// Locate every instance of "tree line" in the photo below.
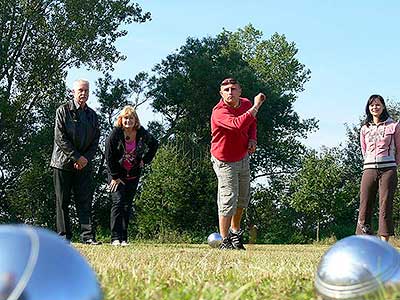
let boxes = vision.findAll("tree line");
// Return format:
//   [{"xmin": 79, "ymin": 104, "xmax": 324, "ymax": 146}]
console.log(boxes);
[{"xmin": 1, "ymin": 1, "xmax": 398, "ymax": 243}]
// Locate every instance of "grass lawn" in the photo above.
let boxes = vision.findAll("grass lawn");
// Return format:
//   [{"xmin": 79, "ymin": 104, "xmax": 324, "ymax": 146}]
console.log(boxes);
[{"xmin": 76, "ymin": 243, "xmax": 330, "ymax": 300}]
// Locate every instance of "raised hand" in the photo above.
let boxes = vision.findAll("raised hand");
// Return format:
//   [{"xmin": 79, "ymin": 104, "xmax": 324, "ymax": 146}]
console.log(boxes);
[{"xmin": 254, "ymin": 93, "xmax": 266, "ymax": 107}]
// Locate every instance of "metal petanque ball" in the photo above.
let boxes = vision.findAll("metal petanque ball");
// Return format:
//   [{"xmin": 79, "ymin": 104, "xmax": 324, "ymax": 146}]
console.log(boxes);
[
  {"xmin": 0, "ymin": 224, "xmax": 102, "ymax": 300},
  {"xmin": 207, "ymin": 232, "xmax": 222, "ymax": 248},
  {"xmin": 314, "ymin": 235, "xmax": 400, "ymax": 300}
]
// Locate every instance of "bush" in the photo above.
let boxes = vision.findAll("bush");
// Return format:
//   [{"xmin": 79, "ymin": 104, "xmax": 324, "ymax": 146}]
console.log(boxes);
[{"xmin": 135, "ymin": 143, "xmax": 218, "ymax": 242}]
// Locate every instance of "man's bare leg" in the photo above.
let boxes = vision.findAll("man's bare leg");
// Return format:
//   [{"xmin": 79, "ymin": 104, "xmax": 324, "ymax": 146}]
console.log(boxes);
[
  {"xmin": 231, "ymin": 207, "xmax": 244, "ymax": 232},
  {"xmin": 219, "ymin": 215, "xmax": 232, "ymax": 238}
]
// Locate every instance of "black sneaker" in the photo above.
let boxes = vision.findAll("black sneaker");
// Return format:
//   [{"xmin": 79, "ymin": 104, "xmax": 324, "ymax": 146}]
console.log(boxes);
[
  {"xmin": 83, "ymin": 239, "xmax": 102, "ymax": 245},
  {"xmin": 357, "ymin": 221, "xmax": 372, "ymax": 235},
  {"xmin": 219, "ymin": 237, "xmax": 234, "ymax": 250},
  {"xmin": 228, "ymin": 228, "xmax": 246, "ymax": 250}
]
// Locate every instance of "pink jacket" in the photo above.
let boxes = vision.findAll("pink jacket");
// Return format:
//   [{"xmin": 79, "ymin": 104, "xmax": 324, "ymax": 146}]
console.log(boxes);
[{"xmin": 360, "ymin": 118, "xmax": 400, "ymax": 169}]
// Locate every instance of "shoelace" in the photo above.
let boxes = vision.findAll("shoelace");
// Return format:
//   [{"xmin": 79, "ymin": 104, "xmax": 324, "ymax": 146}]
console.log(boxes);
[
  {"xmin": 220, "ymin": 238, "xmax": 234, "ymax": 249},
  {"xmin": 230, "ymin": 230, "xmax": 243, "ymax": 244},
  {"xmin": 229, "ymin": 230, "xmax": 246, "ymax": 250}
]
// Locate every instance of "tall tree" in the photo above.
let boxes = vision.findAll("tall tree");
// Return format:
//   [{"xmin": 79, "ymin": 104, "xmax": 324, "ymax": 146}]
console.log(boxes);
[
  {"xmin": 149, "ymin": 24, "xmax": 318, "ymax": 180},
  {"xmin": 289, "ymin": 148, "xmax": 351, "ymax": 241},
  {"xmin": 149, "ymin": 34, "xmax": 256, "ymax": 145},
  {"xmin": 86, "ymin": 24, "xmax": 319, "ymax": 242},
  {"xmin": 0, "ymin": 0, "xmax": 150, "ymax": 224},
  {"xmin": 131, "ymin": 24, "xmax": 319, "ymax": 242}
]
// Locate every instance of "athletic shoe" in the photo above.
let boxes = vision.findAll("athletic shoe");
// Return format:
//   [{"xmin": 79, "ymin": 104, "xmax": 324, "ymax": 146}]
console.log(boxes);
[
  {"xmin": 120, "ymin": 241, "xmax": 129, "ymax": 247},
  {"xmin": 228, "ymin": 228, "xmax": 246, "ymax": 250},
  {"xmin": 219, "ymin": 237, "xmax": 234, "ymax": 250},
  {"xmin": 84, "ymin": 239, "xmax": 102, "ymax": 245},
  {"xmin": 357, "ymin": 221, "xmax": 372, "ymax": 235},
  {"xmin": 111, "ymin": 240, "xmax": 120, "ymax": 246}
]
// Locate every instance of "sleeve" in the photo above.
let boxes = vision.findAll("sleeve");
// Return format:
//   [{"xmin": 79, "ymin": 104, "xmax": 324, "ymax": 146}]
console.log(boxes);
[
  {"xmin": 248, "ymin": 120, "xmax": 257, "ymax": 142},
  {"xmin": 212, "ymin": 106, "xmax": 256, "ymax": 133},
  {"xmin": 105, "ymin": 129, "xmax": 122, "ymax": 180},
  {"xmin": 54, "ymin": 107, "xmax": 80, "ymax": 162},
  {"xmin": 142, "ymin": 130, "xmax": 159, "ymax": 164},
  {"xmin": 394, "ymin": 123, "xmax": 400, "ymax": 165},
  {"xmin": 83, "ymin": 112, "xmax": 100, "ymax": 161},
  {"xmin": 360, "ymin": 126, "xmax": 366, "ymax": 158}
]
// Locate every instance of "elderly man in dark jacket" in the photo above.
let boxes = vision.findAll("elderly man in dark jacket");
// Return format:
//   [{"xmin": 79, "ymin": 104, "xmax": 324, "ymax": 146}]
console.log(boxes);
[{"xmin": 50, "ymin": 79, "xmax": 100, "ymax": 244}]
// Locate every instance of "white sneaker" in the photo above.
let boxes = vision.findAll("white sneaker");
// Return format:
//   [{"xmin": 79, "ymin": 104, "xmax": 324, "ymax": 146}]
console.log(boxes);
[
  {"xmin": 111, "ymin": 240, "xmax": 120, "ymax": 246},
  {"xmin": 120, "ymin": 241, "xmax": 129, "ymax": 247}
]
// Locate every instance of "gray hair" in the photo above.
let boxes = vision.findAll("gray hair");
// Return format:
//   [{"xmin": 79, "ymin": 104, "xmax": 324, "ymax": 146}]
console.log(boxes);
[{"xmin": 73, "ymin": 79, "xmax": 89, "ymax": 90}]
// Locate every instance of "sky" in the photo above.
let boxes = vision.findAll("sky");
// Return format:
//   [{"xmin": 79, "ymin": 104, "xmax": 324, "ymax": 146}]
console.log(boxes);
[{"xmin": 67, "ymin": 1, "xmax": 400, "ymax": 150}]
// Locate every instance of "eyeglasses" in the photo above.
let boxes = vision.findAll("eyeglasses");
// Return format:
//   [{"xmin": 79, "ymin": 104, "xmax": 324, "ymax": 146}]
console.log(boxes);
[{"xmin": 220, "ymin": 78, "xmax": 238, "ymax": 86}]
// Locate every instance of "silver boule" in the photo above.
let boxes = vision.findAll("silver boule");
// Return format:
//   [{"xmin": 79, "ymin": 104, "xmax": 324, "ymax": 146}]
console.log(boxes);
[
  {"xmin": 315, "ymin": 235, "xmax": 400, "ymax": 299},
  {"xmin": 0, "ymin": 224, "xmax": 103, "ymax": 300},
  {"xmin": 207, "ymin": 232, "xmax": 222, "ymax": 248}
]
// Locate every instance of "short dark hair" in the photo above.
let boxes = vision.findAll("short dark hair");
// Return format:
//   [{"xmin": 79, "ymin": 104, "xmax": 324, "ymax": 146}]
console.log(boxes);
[
  {"xmin": 364, "ymin": 94, "xmax": 390, "ymax": 126},
  {"xmin": 220, "ymin": 77, "xmax": 239, "ymax": 86}
]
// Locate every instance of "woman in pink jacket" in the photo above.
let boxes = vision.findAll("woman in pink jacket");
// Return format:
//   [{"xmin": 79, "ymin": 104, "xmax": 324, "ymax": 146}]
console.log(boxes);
[{"xmin": 356, "ymin": 94, "xmax": 400, "ymax": 241}]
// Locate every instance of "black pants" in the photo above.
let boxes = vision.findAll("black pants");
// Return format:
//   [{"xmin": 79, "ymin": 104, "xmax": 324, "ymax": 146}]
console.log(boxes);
[
  {"xmin": 53, "ymin": 167, "xmax": 94, "ymax": 242},
  {"xmin": 110, "ymin": 177, "xmax": 139, "ymax": 242}
]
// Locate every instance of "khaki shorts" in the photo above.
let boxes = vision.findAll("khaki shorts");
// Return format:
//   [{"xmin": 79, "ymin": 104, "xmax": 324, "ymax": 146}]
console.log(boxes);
[{"xmin": 211, "ymin": 155, "xmax": 250, "ymax": 216}]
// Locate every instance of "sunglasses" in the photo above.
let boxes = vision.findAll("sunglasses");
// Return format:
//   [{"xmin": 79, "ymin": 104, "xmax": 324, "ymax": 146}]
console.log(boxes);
[{"xmin": 220, "ymin": 78, "xmax": 238, "ymax": 86}]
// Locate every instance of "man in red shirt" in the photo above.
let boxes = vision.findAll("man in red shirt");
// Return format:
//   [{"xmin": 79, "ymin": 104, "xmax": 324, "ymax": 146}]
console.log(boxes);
[{"xmin": 211, "ymin": 77, "xmax": 266, "ymax": 250}]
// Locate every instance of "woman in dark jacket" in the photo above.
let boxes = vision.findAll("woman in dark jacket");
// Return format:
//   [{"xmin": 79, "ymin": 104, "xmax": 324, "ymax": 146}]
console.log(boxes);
[{"xmin": 105, "ymin": 105, "xmax": 158, "ymax": 246}]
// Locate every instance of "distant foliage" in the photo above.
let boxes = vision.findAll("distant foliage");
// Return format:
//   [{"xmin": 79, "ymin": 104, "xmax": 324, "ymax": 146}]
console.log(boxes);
[
  {"xmin": 0, "ymin": 1, "xmax": 150, "ymax": 226},
  {"xmin": 5, "ymin": 9, "xmax": 396, "ymax": 244},
  {"xmin": 289, "ymin": 149, "xmax": 355, "ymax": 241},
  {"xmin": 135, "ymin": 143, "xmax": 217, "ymax": 242},
  {"xmin": 96, "ymin": 24, "xmax": 319, "ymax": 243}
]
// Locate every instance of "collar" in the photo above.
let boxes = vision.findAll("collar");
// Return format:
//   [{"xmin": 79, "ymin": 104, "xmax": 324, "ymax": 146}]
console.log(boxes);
[
  {"xmin": 73, "ymin": 100, "xmax": 81, "ymax": 109},
  {"xmin": 370, "ymin": 117, "xmax": 393, "ymax": 126},
  {"xmin": 69, "ymin": 100, "xmax": 87, "ymax": 111}
]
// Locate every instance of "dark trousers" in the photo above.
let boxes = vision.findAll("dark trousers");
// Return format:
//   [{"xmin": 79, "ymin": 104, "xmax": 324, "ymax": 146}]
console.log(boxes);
[
  {"xmin": 356, "ymin": 167, "xmax": 397, "ymax": 236},
  {"xmin": 53, "ymin": 167, "xmax": 94, "ymax": 242},
  {"xmin": 110, "ymin": 177, "xmax": 139, "ymax": 242}
]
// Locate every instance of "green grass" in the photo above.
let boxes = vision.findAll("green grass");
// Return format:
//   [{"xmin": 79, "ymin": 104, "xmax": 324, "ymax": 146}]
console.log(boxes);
[{"xmin": 76, "ymin": 243, "xmax": 329, "ymax": 300}]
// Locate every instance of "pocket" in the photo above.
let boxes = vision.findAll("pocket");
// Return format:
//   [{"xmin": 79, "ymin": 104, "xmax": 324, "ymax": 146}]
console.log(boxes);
[
  {"xmin": 383, "ymin": 126, "xmax": 395, "ymax": 145},
  {"xmin": 385, "ymin": 126, "xmax": 395, "ymax": 135},
  {"xmin": 211, "ymin": 156, "xmax": 227, "ymax": 173},
  {"xmin": 211, "ymin": 156, "xmax": 220, "ymax": 167}
]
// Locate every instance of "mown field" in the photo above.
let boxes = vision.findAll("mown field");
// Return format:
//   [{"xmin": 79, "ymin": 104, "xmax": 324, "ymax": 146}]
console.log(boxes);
[{"xmin": 76, "ymin": 243, "xmax": 331, "ymax": 300}]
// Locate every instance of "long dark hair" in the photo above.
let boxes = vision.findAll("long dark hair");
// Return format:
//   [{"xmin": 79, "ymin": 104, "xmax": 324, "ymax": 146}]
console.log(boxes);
[{"xmin": 363, "ymin": 94, "xmax": 390, "ymax": 126}]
